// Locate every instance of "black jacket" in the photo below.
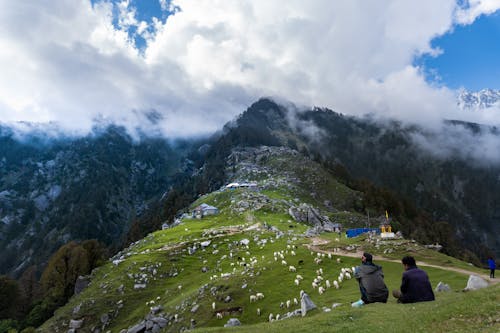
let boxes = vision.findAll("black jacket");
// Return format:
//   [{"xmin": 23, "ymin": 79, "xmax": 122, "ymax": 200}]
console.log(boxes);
[
  {"xmin": 354, "ymin": 262, "xmax": 389, "ymax": 303},
  {"xmin": 399, "ymin": 266, "xmax": 435, "ymax": 303}
]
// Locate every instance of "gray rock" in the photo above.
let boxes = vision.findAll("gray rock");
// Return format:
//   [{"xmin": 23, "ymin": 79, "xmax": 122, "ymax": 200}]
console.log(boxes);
[
  {"xmin": 127, "ymin": 322, "xmax": 146, "ymax": 333},
  {"xmin": 224, "ymin": 318, "xmax": 241, "ymax": 327},
  {"xmin": 74, "ymin": 275, "xmax": 90, "ymax": 294},
  {"xmin": 145, "ymin": 320, "xmax": 154, "ymax": 330},
  {"xmin": 69, "ymin": 319, "xmax": 84, "ymax": 329},
  {"xmin": 464, "ymin": 275, "xmax": 488, "ymax": 291},
  {"xmin": 151, "ymin": 323, "xmax": 161, "ymax": 333},
  {"xmin": 73, "ymin": 303, "xmax": 82, "ymax": 315},
  {"xmin": 300, "ymin": 292, "xmax": 316, "ymax": 317},
  {"xmin": 224, "ymin": 295, "xmax": 232, "ymax": 303},
  {"xmin": 100, "ymin": 313, "xmax": 110, "ymax": 325},
  {"xmin": 67, "ymin": 329, "xmax": 76, "ymax": 333},
  {"xmin": 201, "ymin": 266, "xmax": 209, "ymax": 273},
  {"xmin": 152, "ymin": 317, "xmax": 168, "ymax": 328},
  {"xmin": 435, "ymin": 281, "xmax": 451, "ymax": 292},
  {"xmin": 191, "ymin": 304, "xmax": 200, "ymax": 313},
  {"xmin": 200, "ymin": 240, "xmax": 211, "ymax": 247},
  {"xmin": 133, "ymin": 283, "xmax": 147, "ymax": 290}
]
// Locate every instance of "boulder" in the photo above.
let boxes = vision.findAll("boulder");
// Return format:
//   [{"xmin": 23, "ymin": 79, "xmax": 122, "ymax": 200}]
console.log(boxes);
[
  {"xmin": 435, "ymin": 281, "xmax": 451, "ymax": 292},
  {"xmin": 127, "ymin": 322, "xmax": 146, "ymax": 333},
  {"xmin": 300, "ymin": 292, "xmax": 316, "ymax": 317},
  {"xmin": 464, "ymin": 275, "xmax": 488, "ymax": 291},
  {"xmin": 69, "ymin": 319, "xmax": 84, "ymax": 329},
  {"xmin": 224, "ymin": 318, "xmax": 241, "ymax": 327},
  {"xmin": 191, "ymin": 304, "xmax": 200, "ymax": 313},
  {"xmin": 74, "ymin": 275, "xmax": 90, "ymax": 295}
]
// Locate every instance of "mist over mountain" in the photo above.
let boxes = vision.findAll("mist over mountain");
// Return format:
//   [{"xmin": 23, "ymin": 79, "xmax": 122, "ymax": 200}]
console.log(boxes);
[{"xmin": 0, "ymin": 125, "xmax": 195, "ymax": 277}]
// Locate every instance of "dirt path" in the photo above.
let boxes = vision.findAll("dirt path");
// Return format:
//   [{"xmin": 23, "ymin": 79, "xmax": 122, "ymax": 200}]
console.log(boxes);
[{"xmin": 305, "ymin": 237, "xmax": 498, "ymax": 285}]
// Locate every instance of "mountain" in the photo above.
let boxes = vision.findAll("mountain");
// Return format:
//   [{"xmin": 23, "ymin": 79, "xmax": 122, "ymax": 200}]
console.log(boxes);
[
  {"xmin": 35, "ymin": 145, "xmax": 499, "ymax": 333},
  {"xmin": 458, "ymin": 89, "xmax": 500, "ymax": 110},
  {"xmin": 0, "ymin": 126, "xmax": 194, "ymax": 277}
]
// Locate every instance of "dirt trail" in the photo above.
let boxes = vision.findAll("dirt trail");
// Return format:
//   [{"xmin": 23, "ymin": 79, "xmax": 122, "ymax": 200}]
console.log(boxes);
[{"xmin": 305, "ymin": 237, "xmax": 498, "ymax": 285}]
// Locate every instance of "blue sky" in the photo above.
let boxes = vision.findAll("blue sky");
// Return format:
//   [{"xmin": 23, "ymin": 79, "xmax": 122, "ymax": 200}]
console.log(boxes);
[{"xmin": 417, "ymin": 10, "xmax": 500, "ymax": 90}]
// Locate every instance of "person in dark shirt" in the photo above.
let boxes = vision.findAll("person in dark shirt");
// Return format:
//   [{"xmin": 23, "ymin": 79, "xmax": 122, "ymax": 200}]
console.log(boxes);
[
  {"xmin": 393, "ymin": 256, "xmax": 435, "ymax": 303},
  {"xmin": 352, "ymin": 252, "xmax": 389, "ymax": 307},
  {"xmin": 487, "ymin": 256, "xmax": 496, "ymax": 278}
]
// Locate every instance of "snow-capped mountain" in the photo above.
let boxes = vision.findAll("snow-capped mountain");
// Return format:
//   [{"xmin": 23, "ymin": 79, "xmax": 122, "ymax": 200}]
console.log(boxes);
[{"xmin": 458, "ymin": 88, "xmax": 500, "ymax": 110}]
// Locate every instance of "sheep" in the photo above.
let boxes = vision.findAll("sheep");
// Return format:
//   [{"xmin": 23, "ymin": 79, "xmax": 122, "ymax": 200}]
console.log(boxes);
[
  {"xmin": 289, "ymin": 265, "xmax": 297, "ymax": 272},
  {"xmin": 312, "ymin": 282, "xmax": 318, "ymax": 289},
  {"xmin": 333, "ymin": 280, "xmax": 339, "ymax": 289},
  {"xmin": 281, "ymin": 260, "xmax": 288, "ymax": 266},
  {"xmin": 336, "ymin": 258, "xmax": 342, "ymax": 263},
  {"xmin": 317, "ymin": 275, "xmax": 324, "ymax": 281},
  {"xmin": 338, "ymin": 273, "xmax": 344, "ymax": 282},
  {"xmin": 269, "ymin": 313, "xmax": 274, "ymax": 322},
  {"xmin": 256, "ymin": 292, "xmax": 265, "ymax": 299},
  {"xmin": 294, "ymin": 297, "xmax": 299, "ymax": 305},
  {"xmin": 345, "ymin": 272, "xmax": 352, "ymax": 280},
  {"xmin": 280, "ymin": 302, "xmax": 285, "ymax": 309},
  {"xmin": 250, "ymin": 295, "xmax": 257, "ymax": 302},
  {"xmin": 291, "ymin": 250, "xmax": 296, "ymax": 256},
  {"xmin": 296, "ymin": 274, "xmax": 304, "ymax": 280},
  {"xmin": 328, "ymin": 253, "xmax": 332, "ymax": 259},
  {"xmin": 276, "ymin": 314, "xmax": 281, "ymax": 321},
  {"xmin": 341, "ymin": 268, "xmax": 346, "ymax": 274},
  {"xmin": 294, "ymin": 279, "xmax": 300, "ymax": 286},
  {"xmin": 257, "ymin": 308, "xmax": 261, "ymax": 316},
  {"xmin": 212, "ymin": 302, "xmax": 216, "ymax": 310},
  {"xmin": 300, "ymin": 290, "xmax": 305, "ymax": 298},
  {"xmin": 326, "ymin": 280, "xmax": 331, "ymax": 288},
  {"xmin": 286, "ymin": 300, "xmax": 291, "ymax": 308},
  {"xmin": 317, "ymin": 252, "xmax": 321, "ymax": 258},
  {"xmin": 216, "ymin": 312, "xmax": 223, "ymax": 319},
  {"xmin": 318, "ymin": 286, "xmax": 325, "ymax": 295}
]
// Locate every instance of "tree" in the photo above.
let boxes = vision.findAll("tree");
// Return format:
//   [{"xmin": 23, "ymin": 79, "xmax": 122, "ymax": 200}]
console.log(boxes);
[{"xmin": 0, "ymin": 276, "xmax": 20, "ymax": 319}]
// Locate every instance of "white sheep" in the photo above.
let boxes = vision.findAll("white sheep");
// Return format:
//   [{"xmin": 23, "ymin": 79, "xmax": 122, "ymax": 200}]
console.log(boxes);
[
  {"xmin": 286, "ymin": 300, "xmax": 291, "ymax": 308},
  {"xmin": 269, "ymin": 313, "xmax": 274, "ymax": 322},
  {"xmin": 256, "ymin": 292, "xmax": 265, "ymax": 299},
  {"xmin": 257, "ymin": 308, "xmax": 261, "ymax": 316},
  {"xmin": 317, "ymin": 275, "xmax": 323, "ymax": 281},
  {"xmin": 280, "ymin": 302, "xmax": 285, "ymax": 309},
  {"xmin": 338, "ymin": 273, "xmax": 344, "ymax": 282},
  {"xmin": 276, "ymin": 314, "xmax": 281, "ymax": 320},
  {"xmin": 312, "ymin": 282, "xmax": 318, "ymax": 289},
  {"xmin": 212, "ymin": 302, "xmax": 216, "ymax": 310},
  {"xmin": 293, "ymin": 297, "xmax": 298, "ymax": 305},
  {"xmin": 281, "ymin": 260, "xmax": 288, "ymax": 266},
  {"xmin": 326, "ymin": 280, "xmax": 331, "ymax": 288},
  {"xmin": 336, "ymin": 258, "xmax": 342, "ymax": 263},
  {"xmin": 318, "ymin": 286, "xmax": 325, "ymax": 295},
  {"xmin": 296, "ymin": 274, "xmax": 304, "ymax": 280},
  {"xmin": 294, "ymin": 279, "xmax": 300, "ymax": 286},
  {"xmin": 328, "ymin": 253, "xmax": 332, "ymax": 259},
  {"xmin": 345, "ymin": 272, "xmax": 352, "ymax": 279},
  {"xmin": 289, "ymin": 265, "xmax": 297, "ymax": 272},
  {"xmin": 291, "ymin": 250, "xmax": 296, "ymax": 256},
  {"xmin": 216, "ymin": 312, "xmax": 223, "ymax": 319},
  {"xmin": 250, "ymin": 295, "xmax": 257, "ymax": 302},
  {"xmin": 333, "ymin": 280, "xmax": 339, "ymax": 289}
]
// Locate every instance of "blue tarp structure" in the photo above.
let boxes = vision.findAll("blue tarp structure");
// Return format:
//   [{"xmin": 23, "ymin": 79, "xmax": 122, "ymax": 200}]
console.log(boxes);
[{"xmin": 346, "ymin": 228, "xmax": 380, "ymax": 238}]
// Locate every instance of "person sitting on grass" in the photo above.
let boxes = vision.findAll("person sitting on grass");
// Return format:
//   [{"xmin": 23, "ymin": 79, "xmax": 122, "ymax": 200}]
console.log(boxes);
[
  {"xmin": 351, "ymin": 252, "xmax": 389, "ymax": 307},
  {"xmin": 393, "ymin": 256, "xmax": 435, "ymax": 303}
]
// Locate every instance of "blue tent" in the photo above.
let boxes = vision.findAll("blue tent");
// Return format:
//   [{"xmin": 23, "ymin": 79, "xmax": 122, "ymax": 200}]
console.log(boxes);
[{"xmin": 346, "ymin": 228, "xmax": 380, "ymax": 238}]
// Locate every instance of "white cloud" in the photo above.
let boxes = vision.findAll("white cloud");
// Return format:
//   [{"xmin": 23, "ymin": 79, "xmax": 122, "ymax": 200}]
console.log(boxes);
[
  {"xmin": 455, "ymin": 0, "xmax": 500, "ymax": 24},
  {"xmin": 0, "ymin": 0, "xmax": 498, "ymax": 139}
]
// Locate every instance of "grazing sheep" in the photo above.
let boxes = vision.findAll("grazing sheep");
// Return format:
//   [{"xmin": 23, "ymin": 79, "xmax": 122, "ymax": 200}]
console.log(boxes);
[
  {"xmin": 336, "ymin": 258, "xmax": 342, "ymax": 263},
  {"xmin": 212, "ymin": 302, "xmax": 216, "ymax": 310},
  {"xmin": 294, "ymin": 279, "xmax": 300, "ymax": 286},
  {"xmin": 333, "ymin": 280, "xmax": 339, "ymax": 289},
  {"xmin": 280, "ymin": 302, "xmax": 285, "ymax": 309},
  {"xmin": 216, "ymin": 312, "xmax": 223, "ymax": 319},
  {"xmin": 341, "ymin": 268, "xmax": 346, "ymax": 274},
  {"xmin": 328, "ymin": 253, "xmax": 332, "ymax": 259},
  {"xmin": 296, "ymin": 274, "xmax": 304, "ymax": 280},
  {"xmin": 317, "ymin": 275, "xmax": 323, "ymax": 281},
  {"xmin": 291, "ymin": 250, "xmax": 296, "ymax": 256},
  {"xmin": 289, "ymin": 265, "xmax": 297, "ymax": 272},
  {"xmin": 281, "ymin": 260, "xmax": 288, "ymax": 266},
  {"xmin": 269, "ymin": 314, "xmax": 274, "ymax": 322},
  {"xmin": 250, "ymin": 295, "xmax": 257, "ymax": 302},
  {"xmin": 276, "ymin": 314, "xmax": 280, "ymax": 320},
  {"xmin": 317, "ymin": 253, "xmax": 321, "ymax": 258},
  {"xmin": 326, "ymin": 280, "xmax": 331, "ymax": 288},
  {"xmin": 256, "ymin": 292, "xmax": 265, "ymax": 299},
  {"xmin": 338, "ymin": 274, "xmax": 344, "ymax": 283},
  {"xmin": 345, "ymin": 272, "xmax": 352, "ymax": 279},
  {"xmin": 257, "ymin": 308, "xmax": 261, "ymax": 316},
  {"xmin": 314, "ymin": 258, "xmax": 323, "ymax": 264},
  {"xmin": 294, "ymin": 298, "xmax": 299, "ymax": 305},
  {"xmin": 312, "ymin": 282, "xmax": 318, "ymax": 289},
  {"xmin": 286, "ymin": 300, "xmax": 291, "ymax": 308},
  {"xmin": 300, "ymin": 290, "xmax": 305, "ymax": 298},
  {"xmin": 318, "ymin": 286, "xmax": 325, "ymax": 294}
]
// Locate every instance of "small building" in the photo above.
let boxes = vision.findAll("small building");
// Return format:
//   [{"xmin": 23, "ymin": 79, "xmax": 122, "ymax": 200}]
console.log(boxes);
[{"xmin": 193, "ymin": 203, "xmax": 219, "ymax": 218}]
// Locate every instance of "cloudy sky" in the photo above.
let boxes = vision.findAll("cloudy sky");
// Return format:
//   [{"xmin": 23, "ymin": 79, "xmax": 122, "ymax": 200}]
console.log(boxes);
[{"xmin": 0, "ymin": 0, "xmax": 499, "ymax": 137}]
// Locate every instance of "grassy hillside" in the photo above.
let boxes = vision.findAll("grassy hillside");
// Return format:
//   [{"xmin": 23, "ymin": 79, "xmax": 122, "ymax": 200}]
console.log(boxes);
[{"xmin": 39, "ymin": 147, "xmax": 499, "ymax": 333}]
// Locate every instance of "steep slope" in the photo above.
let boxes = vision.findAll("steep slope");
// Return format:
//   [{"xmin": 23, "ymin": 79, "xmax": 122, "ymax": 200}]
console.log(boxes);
[
  {"xmin": 0, "ymin": 126, "xmax": 192, "ymax": 277},
  {"xmin": 38, "ymin": 146, "xmax": 497, "ymax": 333}
]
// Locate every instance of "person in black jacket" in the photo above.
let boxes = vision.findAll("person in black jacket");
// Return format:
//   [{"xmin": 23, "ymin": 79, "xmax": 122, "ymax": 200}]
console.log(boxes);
[
  {"xmin": 393, "ymin": 256, "xmax": 435, "ymax": 303},
  {"xmin": 352, "ymin": 252, "xmax": 389, "ymax": 307}
]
